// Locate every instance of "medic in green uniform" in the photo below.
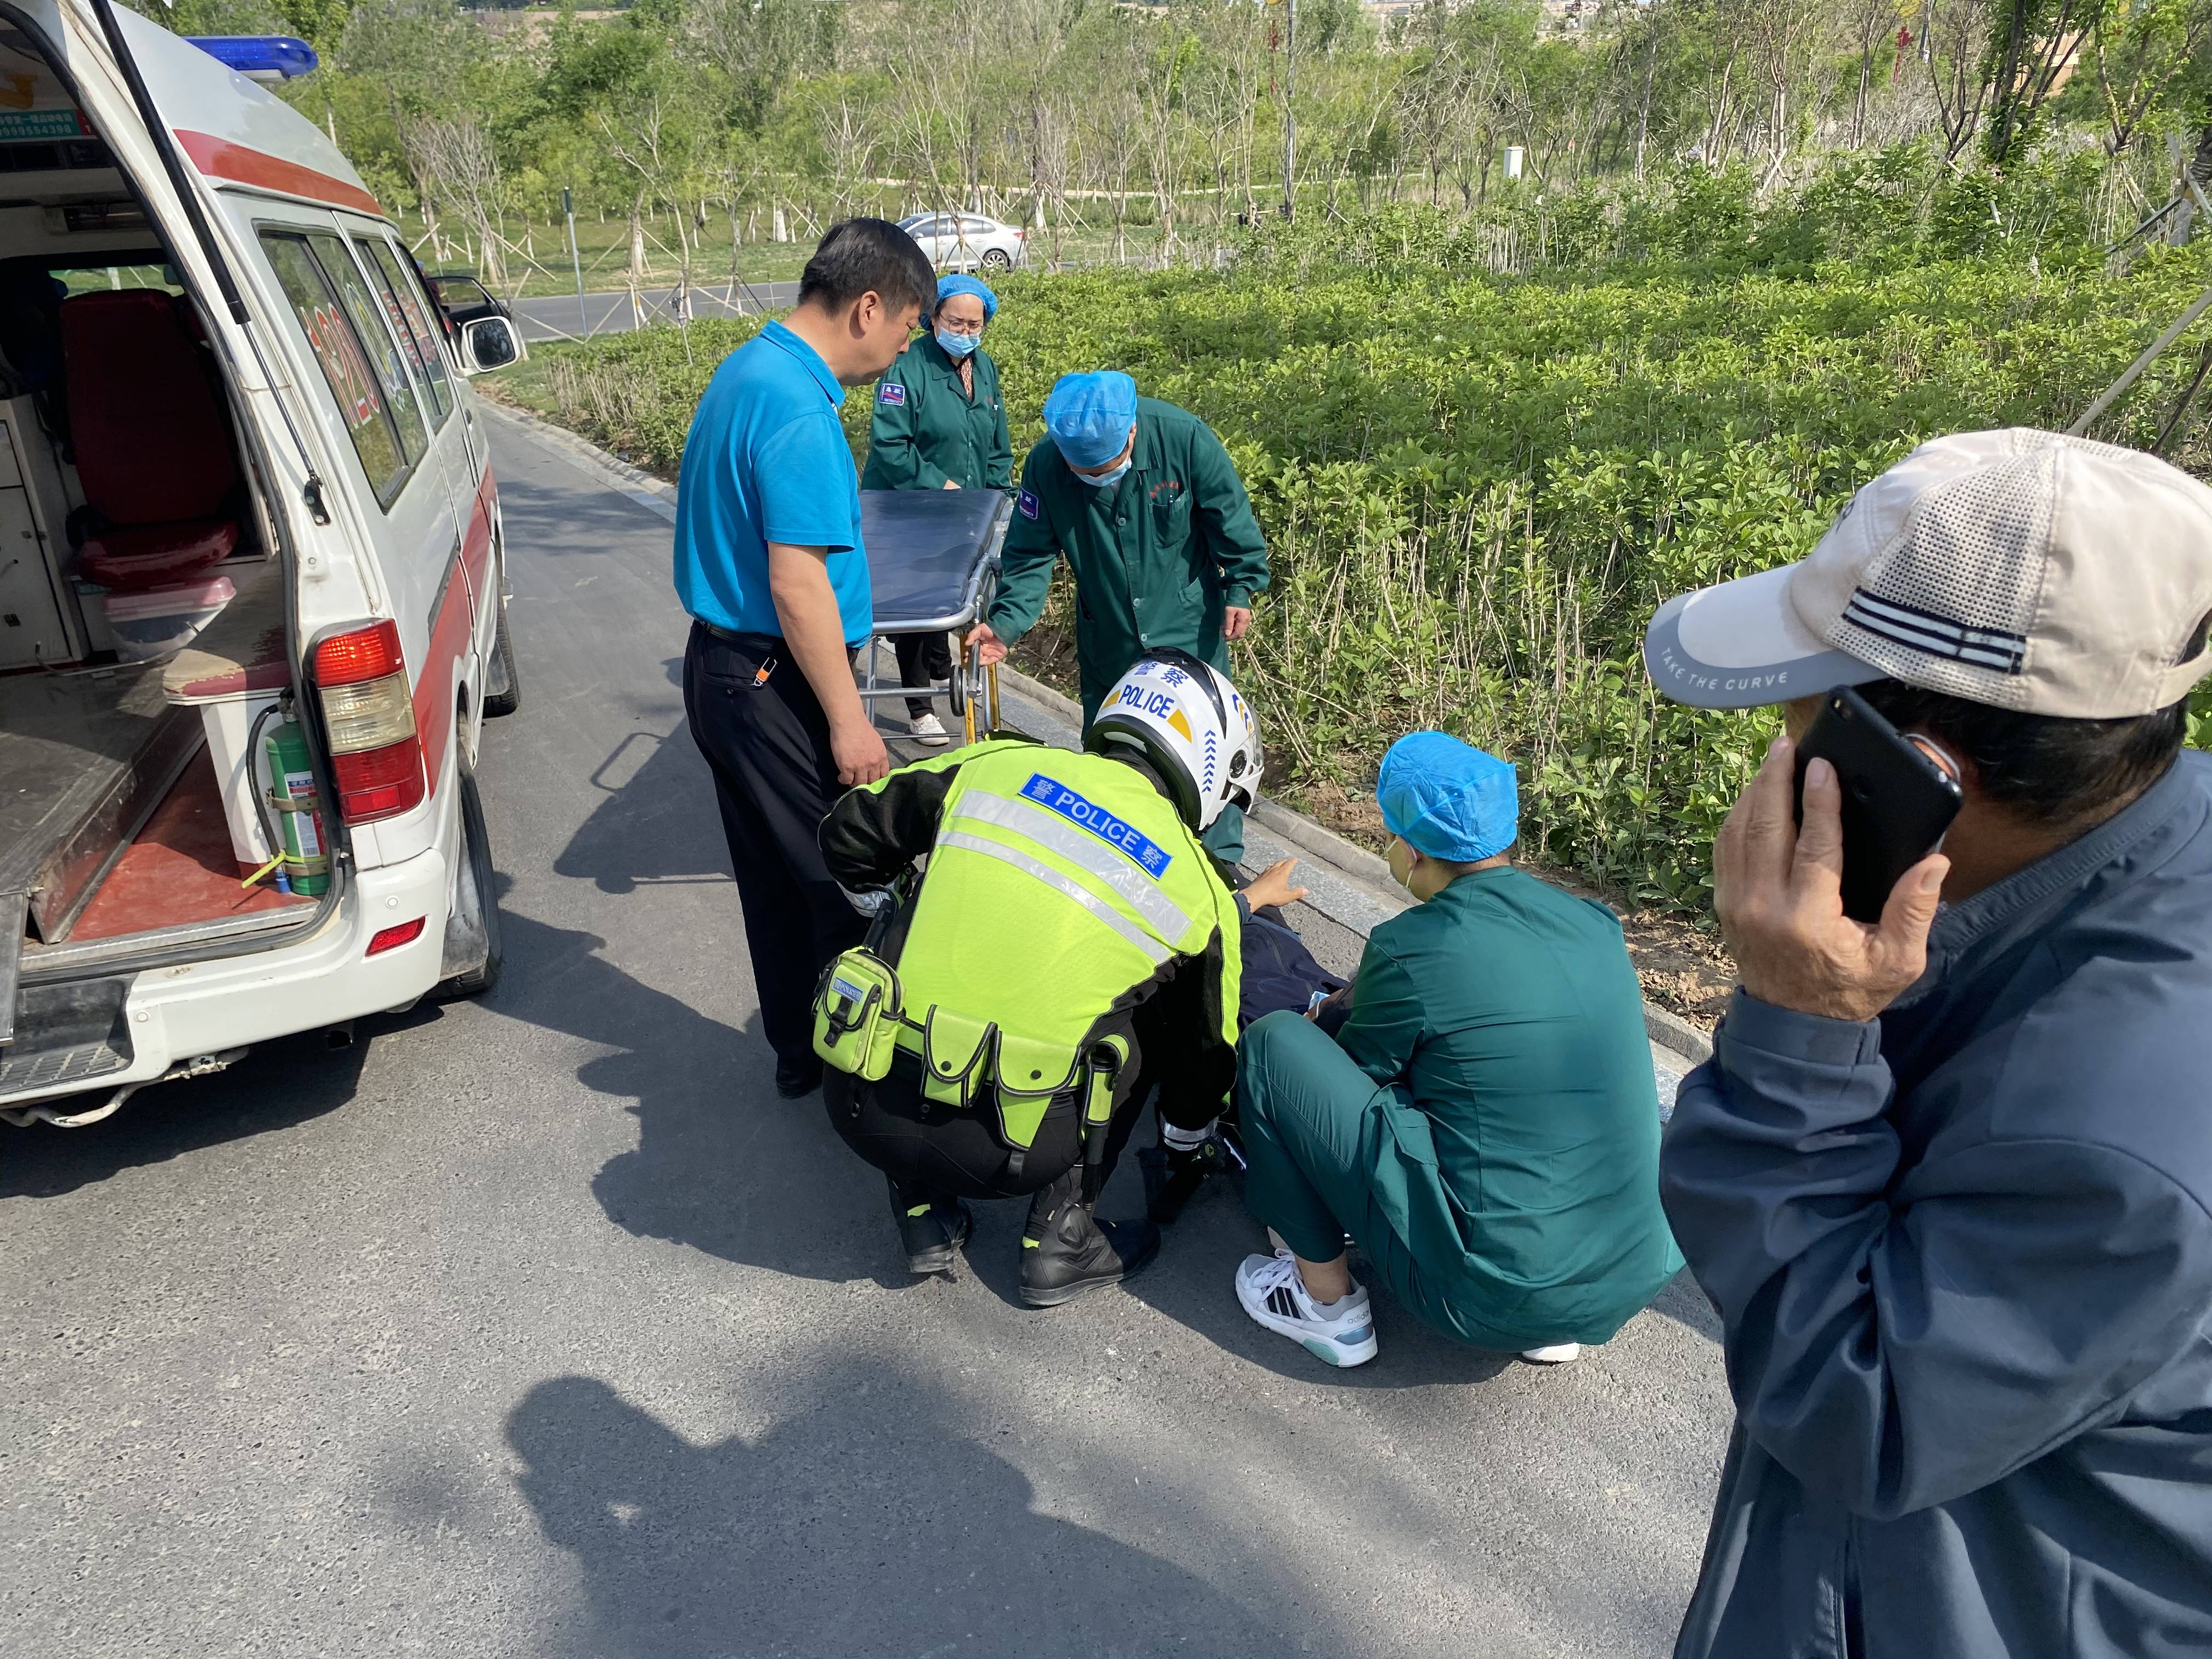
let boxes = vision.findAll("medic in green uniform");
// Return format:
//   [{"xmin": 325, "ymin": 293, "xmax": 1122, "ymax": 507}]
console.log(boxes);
[
  {"xmin": 861, "ymin": 273, "xmax": 1013, "ymax": 744},
  {"xmin": 811, "ymin": 651, "xmax": 1261, "ymax": 1306},
  {"xmin": 968, "ymin": 370, "xmax": 1271, "ymax": 862},
  {"xmin": 1231, "ymin": 732, "xmax": 1684, "ymax": 1371}
]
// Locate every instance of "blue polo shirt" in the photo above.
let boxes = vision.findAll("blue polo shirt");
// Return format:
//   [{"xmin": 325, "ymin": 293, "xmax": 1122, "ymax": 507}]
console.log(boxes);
[{"xmin": 673, "ymin": 319, "xmax": 871, "ymax": 644}]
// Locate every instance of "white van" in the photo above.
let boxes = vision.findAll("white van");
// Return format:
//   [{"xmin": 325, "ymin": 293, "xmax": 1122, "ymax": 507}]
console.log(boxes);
[{"xmin": 0, "ymin": 3, "xmax": 524, "ymax": 1126}]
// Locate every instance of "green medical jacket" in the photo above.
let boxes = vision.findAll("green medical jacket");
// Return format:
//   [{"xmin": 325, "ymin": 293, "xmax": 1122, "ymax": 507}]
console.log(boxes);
[
  {"xmin": 859, "ymin": 334, "xmax": 1013, "ymax": 492},
  {"xmin": 986, "ymin": 397, "xmax": 1269, "ymax": 718},
  {"xmin": 1338, "ymin": 865, "xmax": 1683, "ymax": 1348}
]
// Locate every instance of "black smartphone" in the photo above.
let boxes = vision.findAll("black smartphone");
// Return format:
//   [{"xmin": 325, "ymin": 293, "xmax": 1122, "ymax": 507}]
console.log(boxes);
[{"xmin": 1794, "ymin": 686, "xmax": 1963, "ymax": 923}]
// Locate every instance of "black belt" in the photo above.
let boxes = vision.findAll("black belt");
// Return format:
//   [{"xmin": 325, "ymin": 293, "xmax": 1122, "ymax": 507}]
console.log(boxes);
[
  {"xmin": 694, "ymin": 620, "xmax": 859, "ymax": 665},
  {"xmin": 696, "ymin": 620, "xmax": 781, "ymax": 650}
]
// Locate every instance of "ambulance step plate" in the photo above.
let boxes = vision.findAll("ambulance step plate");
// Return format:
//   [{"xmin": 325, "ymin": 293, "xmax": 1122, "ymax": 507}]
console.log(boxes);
[{"xmin": 0, "ymin": 977, "xmax": 133, "ymax": 1099}]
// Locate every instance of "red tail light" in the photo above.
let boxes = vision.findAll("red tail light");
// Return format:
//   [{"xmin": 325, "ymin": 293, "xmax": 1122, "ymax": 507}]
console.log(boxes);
[
  {"xmin": 314, "ymin": 618, "xmax": 405, "ymax": 685},
  {"xmin": 366, "ymin": 917, "xmax": 426, "ymax": 956},
  {"xmin": 314, "ymin": 620, "xmax": 425, "ymax": 824}
]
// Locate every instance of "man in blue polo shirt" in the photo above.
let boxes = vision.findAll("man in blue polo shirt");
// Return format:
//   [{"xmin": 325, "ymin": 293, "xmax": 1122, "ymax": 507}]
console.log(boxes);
[{"xmin": 676, "ymin": 218, "xmax": 936, "ymax": 1098}]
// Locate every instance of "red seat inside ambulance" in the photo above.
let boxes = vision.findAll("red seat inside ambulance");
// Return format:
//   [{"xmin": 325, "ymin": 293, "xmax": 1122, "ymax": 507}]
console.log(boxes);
[{"xmin": 61, "ymin": 289, "xmax": 239, "ymax": 591}]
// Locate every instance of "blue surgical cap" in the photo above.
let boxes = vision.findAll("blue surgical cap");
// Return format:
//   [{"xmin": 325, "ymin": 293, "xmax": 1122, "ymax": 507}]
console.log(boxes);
[
  {"xmin": 1043, "ymin": 371, "xmax": 1138, "ymax": 469},
  {"xmin": 1376, "ymin": 732, "xmax": 1519, "ymax": 863},
  {"xmin": 935, "ymin": 273, "xmax": 997, "ymax": 322}
]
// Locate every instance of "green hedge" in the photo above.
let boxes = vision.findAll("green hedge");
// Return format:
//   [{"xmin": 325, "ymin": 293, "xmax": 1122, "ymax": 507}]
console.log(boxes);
[{"xmin": 522, "ymin": 237, "xmax": 2212, "ymax": 911}]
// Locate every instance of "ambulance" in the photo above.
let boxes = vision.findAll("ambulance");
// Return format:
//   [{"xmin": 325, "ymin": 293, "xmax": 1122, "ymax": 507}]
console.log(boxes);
[{"xmin": 0, "ymin": 2, "xmax": 523, "ymax": 1125}]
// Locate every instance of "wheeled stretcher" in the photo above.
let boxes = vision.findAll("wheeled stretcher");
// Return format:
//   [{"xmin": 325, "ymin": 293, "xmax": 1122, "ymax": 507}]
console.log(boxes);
[{"xmin": 855, "ymin": 488, "xmax": 1013, "ymax": 745}]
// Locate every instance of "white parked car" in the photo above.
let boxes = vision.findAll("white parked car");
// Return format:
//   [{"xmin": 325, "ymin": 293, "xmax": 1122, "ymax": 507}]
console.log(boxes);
[
  {"xmin": 897, "ymin": 212, "xmax": 1028, "ymax": 273},
  {"xmin": 0, "ymin": 4, "xmax": 522, "ymax": 1127}
]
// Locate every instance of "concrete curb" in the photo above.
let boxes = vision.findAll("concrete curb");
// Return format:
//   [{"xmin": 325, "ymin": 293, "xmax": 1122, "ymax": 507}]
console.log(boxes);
[{"xmin": 483, "ymin": 403, "xmax": 1718, "ymax": 1071}]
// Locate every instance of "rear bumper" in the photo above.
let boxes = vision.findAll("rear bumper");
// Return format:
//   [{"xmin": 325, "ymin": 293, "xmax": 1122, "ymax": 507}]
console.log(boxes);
[{"xmin": 0, "ymin": 846, "xmax": 451, "ymax": 1108}]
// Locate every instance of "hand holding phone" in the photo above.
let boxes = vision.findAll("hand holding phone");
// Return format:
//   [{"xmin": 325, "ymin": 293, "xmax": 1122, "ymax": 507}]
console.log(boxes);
[
  {"xmin": 1712, "ymin": 716, "xmax": 1953, "ymax": 1025},
  {"xmin": 1793, "ymin": 686, "xmax": 1962, "ymax": 924}
]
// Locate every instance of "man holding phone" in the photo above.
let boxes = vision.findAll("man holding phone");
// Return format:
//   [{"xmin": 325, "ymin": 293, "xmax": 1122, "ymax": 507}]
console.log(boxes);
[{"xmin": 1642, "ymin": 428, "xmax": 2212, "ymax": 1657}]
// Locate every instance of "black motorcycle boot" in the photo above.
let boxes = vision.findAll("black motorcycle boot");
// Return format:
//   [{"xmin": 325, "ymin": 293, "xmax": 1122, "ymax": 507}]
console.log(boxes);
[
  {"xmin": 1019, "ymin": 1175, "xmax": 1159, "ymax": 1308},
  {"xmin": 1141, "ymin": 1135, "xmax": 1230, "ymax": 1225},
  {"xmin": 888, "ymin": 1178, "xmax": 973, "ymax": 1276}
]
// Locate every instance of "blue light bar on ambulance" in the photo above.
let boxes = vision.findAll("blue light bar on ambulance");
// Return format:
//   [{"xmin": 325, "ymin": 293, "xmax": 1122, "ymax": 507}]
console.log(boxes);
[{"xmin": 184, "ymin": 36, "xmax": 319, "ymax": 82}]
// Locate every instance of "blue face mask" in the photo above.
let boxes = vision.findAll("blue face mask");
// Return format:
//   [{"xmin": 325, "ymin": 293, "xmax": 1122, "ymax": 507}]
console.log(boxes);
[
  {"xmin": 936, "ymin": 330, "xmax": 979, "ymax": 359},
  {"xmin": 1078, "ymin": 458, "xmax": 1131, "ymax": 489}
]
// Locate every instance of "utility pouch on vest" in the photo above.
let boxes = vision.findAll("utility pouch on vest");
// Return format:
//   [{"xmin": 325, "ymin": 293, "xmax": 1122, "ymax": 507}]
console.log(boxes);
[
  {"xmin": 918, "ymin": 1006, "xmax": 998, "ymax": 1110},
  {"xmin": 992, "ymin": 1031, "xmax": 1085, "ymax": 1173},
  {"xmin": 811, "ymin": 948, "xmax": 904, "ymax": 1082}
]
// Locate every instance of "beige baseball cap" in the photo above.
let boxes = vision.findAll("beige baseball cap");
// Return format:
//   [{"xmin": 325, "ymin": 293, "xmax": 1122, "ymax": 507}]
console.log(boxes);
[{"xmin": 1643, "ymin": 428, "xmax": 2212, "ymax": 717}]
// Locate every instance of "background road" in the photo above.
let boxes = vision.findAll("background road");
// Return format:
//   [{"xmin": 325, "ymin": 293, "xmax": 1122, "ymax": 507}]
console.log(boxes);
[
  {"xmin": 512, "ymin": 283, "xmax": 798, "ymax": 343},
  {"xmin": 0, "ymin": 410, "xmax": 1730, "ymax": 1658}
]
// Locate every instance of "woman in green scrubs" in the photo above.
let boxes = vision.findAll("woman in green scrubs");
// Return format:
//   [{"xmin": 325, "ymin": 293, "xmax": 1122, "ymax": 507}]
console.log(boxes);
[
  {"xmin": 861, "ymin": 273, "xmax": 1013, "ymax": 744},
  {"xmin": 1232, "ymin": 731, "xmax": 1682, "ymax": 1370}
]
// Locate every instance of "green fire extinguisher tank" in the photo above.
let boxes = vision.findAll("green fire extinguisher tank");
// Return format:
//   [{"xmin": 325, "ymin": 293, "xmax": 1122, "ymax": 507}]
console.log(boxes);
[{"xmin": 264, "ymin": 715, "xmax": 331, "ymax": 897}]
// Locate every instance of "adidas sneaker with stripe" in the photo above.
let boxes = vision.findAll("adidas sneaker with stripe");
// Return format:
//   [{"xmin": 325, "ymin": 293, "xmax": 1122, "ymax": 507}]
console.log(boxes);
[{"xmin": 1235, "ymin": 1251, "xmax": 1379, "ymax": 1368}]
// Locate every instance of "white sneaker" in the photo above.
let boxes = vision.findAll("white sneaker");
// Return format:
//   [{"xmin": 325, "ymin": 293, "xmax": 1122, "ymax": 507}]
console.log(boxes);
[
  {"xmin": 909, "ymin": 712, "xmax": 951, "ymax": 746},
  {"xmin": 1235, "ymin": 1252, "xmax": 1378, "ymax": 1368},
  {"xmin": 1521, "ymin": 1342, "xmax": 1581, "ymax": 1364}
]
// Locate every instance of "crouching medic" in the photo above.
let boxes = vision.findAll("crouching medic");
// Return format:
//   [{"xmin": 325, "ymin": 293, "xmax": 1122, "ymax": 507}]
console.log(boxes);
[{"xmin": 811, "ymin": 652, "xmax": 1261, "ymax": 1306}]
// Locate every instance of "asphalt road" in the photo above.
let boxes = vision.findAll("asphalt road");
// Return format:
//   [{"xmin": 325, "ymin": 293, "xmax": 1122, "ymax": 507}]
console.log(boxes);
[
  {"xmin": 1, "ymin": 409, "xmax": 1731, "ymax": 1658},
  {"xmin": 512, "ymin": 282, "xmax": 799, "ymax": 344}
]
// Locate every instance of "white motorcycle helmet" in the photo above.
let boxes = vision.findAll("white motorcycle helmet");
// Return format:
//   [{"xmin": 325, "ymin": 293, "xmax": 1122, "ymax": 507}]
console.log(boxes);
[{"xmin": 1086, "ymin": 649, "xmax": 1261, "ymax": 832}]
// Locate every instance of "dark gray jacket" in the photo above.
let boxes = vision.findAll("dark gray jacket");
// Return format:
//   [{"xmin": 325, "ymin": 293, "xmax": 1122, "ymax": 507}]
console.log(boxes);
[{"xmin": 1663, "ymin": 749, "xmax": 2212, "ymax": 1659}]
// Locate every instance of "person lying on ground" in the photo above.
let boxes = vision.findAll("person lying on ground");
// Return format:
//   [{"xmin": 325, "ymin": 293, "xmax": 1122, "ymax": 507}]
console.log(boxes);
[
  {"xmin": 812, "ymin": 650, "xmax": 1283, "ymax": 1307},
  {"xmin": 1231, "ymin": 731, "xmax": 1683, "ymax": 1370},
  {"xmin": 1644, "ymin": 428, "xmax": 2212, "ymax": 1659}
]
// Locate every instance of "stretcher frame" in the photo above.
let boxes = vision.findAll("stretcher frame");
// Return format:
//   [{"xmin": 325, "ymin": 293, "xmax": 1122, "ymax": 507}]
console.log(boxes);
[{"xmin": 854, "ymin": 489, "xmax": 1012, "ymax": 746}]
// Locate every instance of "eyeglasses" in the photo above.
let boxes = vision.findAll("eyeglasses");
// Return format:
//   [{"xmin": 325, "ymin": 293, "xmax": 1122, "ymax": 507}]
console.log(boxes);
[{"xmin": 935, "ymin": 314, "xmax": 985, "ymax": 335}]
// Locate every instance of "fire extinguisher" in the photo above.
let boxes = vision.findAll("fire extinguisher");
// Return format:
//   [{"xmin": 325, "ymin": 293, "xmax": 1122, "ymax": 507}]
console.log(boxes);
[{"xmin": 262, "ymin": 710, "xmax": 331, "ymax": 897}]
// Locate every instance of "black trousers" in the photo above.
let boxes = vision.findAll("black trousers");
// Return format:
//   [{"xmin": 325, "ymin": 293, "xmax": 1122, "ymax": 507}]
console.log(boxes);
[
  {"xmin": 682, "ymin": 621, "xmax": 865, "ymax": 1068},
  {"xmin": 893, "ymin": 630, "xmax": 953, "ymax": 722},
  {"xmin": 823, "ymin": 997, "xmax": 1223, "ymax": 1203}
]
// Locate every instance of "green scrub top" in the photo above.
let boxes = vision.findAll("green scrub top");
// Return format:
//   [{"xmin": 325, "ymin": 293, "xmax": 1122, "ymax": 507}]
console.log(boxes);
[
  {"xmin": 860, "ymin": 334, "xmax": 1013, "ymax": 492},
  {"xmin": 985, "ymin": 396, "xmax": 1269, "ymax": 719},
  {"xmin": 1336, "ymin": 865, "xmax": 1683, "ymax": 1346}
]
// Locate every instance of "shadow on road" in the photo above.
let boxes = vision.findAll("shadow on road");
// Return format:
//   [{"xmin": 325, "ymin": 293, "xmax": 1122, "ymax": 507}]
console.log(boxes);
[
  {"xmin": 0, "ymin": 1018, "xmax": 394, "ymax": 1200},
  {"xmin": 1121, "ymin": 1172, "xmax": 1521, "ymax": 1391},
  {"xmin": 554, "ymin": 718, "xmax": 730, "ymax": 894},
  {"xmin": 489, "ymin": 893, "xmax": 901, "ymax": 1288},
  {"xmin": 506, "ymin": 1372, "xmax": 1295, "ymax": 1658}
]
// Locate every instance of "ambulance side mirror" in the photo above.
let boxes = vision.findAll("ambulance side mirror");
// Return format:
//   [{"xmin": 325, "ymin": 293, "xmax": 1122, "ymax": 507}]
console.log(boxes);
[{"xmin": 460, "ymin": 316, "xmax": 518, "ymax": 375}]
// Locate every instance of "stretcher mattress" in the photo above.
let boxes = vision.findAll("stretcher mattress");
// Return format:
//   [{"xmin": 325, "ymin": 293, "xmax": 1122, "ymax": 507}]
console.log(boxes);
[{"xmin": 861, "ymin": 489, "xmax": 1010, "ymax": 631}]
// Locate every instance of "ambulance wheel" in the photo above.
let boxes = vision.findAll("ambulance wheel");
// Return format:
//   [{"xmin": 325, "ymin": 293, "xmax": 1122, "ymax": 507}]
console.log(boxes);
[
  {"xmin": 435, "ymin": 764, "xmax": 504, "ymax": 1000},
  {"xmin": 482, "ymin": 600, "xmax": 521, "ymax": 718}
]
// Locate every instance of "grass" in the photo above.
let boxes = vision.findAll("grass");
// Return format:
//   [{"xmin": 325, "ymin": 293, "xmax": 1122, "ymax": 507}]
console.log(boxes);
[{"xmin": 487, "ymin": 228, "xmax": 2212, "ymax": 916}]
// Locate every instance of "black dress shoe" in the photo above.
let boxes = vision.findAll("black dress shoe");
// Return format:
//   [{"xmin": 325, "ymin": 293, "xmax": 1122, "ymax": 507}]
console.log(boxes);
[
  {"xmin": 1019, "ymin": 1193, "xmax": 1159, "ymax": 1308},
  {"xmin": 775, "ymin": 1055, "xmax": 823, "ymax": 1098},
  {"xmin": 889, "ymin": 1179, "xmax": 974, "ymax": 1274}
]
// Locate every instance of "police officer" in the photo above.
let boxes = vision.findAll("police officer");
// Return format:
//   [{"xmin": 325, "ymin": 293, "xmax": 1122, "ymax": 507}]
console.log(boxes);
[
  {"xmin": 966, "ymin": 371, "xmax": 1271, "ymax": 864},
  {"xmin": 814, "ymin": 652, "xmax": 1291, "ymax": 1305},
  {"xmin": 673, "ymin": 219, "xmax": 937, "ymax": 1099},
  {"xmin": 860, "ymin": 273, "xmax": 1013, "ymax": 746}
]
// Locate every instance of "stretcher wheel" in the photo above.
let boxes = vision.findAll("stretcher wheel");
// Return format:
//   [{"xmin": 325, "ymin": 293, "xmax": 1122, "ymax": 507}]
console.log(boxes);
[{"xmin": 946, "ymin": 648, "xmax": 967, "ymax": 719}]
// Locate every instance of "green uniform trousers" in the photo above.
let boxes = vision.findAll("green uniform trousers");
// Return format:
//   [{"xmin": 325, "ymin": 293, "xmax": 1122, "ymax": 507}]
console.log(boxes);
[{"xmin": 1238, "ymin": 1011, "xmax": 1524, "ymax": 1351}]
